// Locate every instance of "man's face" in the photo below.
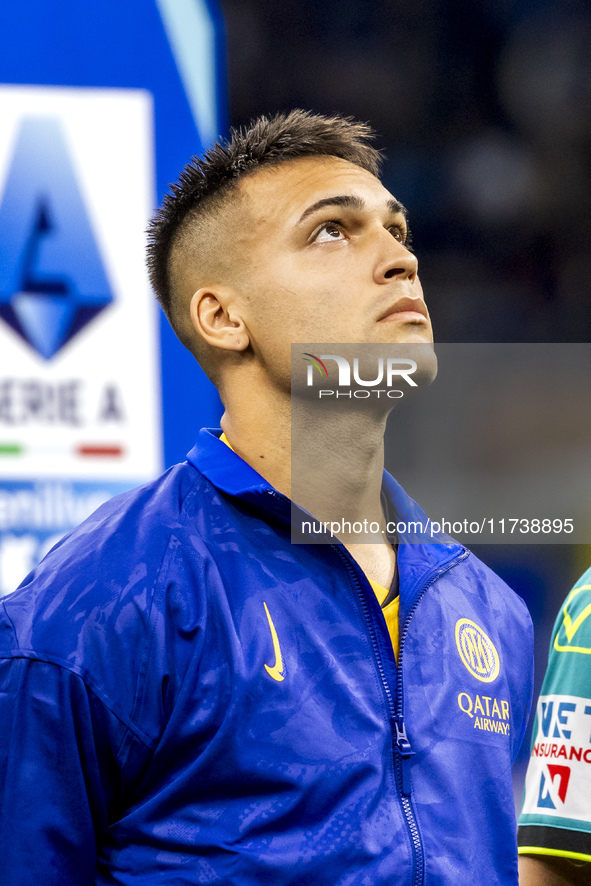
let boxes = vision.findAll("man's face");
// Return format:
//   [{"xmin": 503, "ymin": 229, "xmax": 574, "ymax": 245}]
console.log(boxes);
[{"xmin": 231, "ymin": 155, "xmax": 433, "ymax": 386}]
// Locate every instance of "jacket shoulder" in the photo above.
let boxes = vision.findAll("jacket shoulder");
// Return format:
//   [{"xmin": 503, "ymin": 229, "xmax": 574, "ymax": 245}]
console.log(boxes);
[
  {"xmin": 0, "ymin": 461, "xmax": 207, "ymax": 738},
  {"xmin": 457, "ymin": 550, "xmax": 533, "ymax": 627}
]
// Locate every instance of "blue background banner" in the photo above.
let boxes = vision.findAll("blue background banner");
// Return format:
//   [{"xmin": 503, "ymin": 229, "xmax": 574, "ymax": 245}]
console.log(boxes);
[
  {"xmin": 0, "ymin": 479, "xmax": 136, "ymax": 596},
  {"xmin": 0, "ymin": 0, "xmax": 226, "ymax": 468}
]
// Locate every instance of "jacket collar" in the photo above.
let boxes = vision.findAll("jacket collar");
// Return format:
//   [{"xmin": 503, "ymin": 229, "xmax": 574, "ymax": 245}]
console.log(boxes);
[
  {"xmin": 187, "ymin": 428, "xmax": 466, "ymax": 611},
  {"xmin": 187, "ymin": 428, "xmax": 273, "ymax": 497}
]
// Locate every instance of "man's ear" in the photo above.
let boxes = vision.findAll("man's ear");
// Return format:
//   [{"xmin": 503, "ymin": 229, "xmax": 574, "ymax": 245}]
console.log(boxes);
[{"xmin": 189, "ymin": 287, "xmax": 250, "ymax": 352}]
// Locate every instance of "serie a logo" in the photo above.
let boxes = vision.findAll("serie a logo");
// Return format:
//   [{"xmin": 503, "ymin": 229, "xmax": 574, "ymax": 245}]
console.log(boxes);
[{"xmin": 455, "ymin": 618, "xmax": 500, "ymax": 683}]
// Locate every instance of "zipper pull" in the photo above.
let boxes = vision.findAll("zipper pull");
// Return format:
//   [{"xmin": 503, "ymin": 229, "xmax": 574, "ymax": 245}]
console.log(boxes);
[{"xmin": 395, "ymin": 718, "xmax": 415, "ymax": 797}]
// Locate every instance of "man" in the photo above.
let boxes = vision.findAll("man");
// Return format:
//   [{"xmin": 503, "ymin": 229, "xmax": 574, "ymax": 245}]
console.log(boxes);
[
  {"xmin": 518, "ymin": 566, "xmax": 591, "ymax": 885},
  {"xmin": 0, "ymin": 110, "xmax": 533, "ymax": 884}
]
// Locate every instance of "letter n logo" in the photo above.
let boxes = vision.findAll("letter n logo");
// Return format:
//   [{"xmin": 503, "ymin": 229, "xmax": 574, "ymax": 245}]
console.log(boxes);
[
  {"xmin": 537, "ymin": 764, "xmax": 571, "ymax": 809},
  {"xmin": 0, "ymin": 117, "xmax": 114, "ymax": 359}
]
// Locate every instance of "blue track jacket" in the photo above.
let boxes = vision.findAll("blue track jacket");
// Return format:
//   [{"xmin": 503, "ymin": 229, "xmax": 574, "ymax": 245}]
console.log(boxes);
[{"xmin": 0, "ymin": 429, "xmax": 534, "ymax": 885}]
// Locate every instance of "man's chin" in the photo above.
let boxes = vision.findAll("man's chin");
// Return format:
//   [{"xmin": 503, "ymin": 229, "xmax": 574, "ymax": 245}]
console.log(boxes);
[{"xmin": 377, "ymin": 324, "xmax": 434, "ymax": 347}]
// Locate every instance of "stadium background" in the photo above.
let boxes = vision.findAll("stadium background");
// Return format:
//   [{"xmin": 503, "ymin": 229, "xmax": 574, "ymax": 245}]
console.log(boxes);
[{"xmin": 1, "ymin": 0, "xmax": 590, "ymax": 806}]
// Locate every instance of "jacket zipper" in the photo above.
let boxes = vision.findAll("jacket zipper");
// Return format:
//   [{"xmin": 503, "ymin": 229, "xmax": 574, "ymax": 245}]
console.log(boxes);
[
  {"xmin": 266, "ymin": 489, "xmax": 469, "ymax": 885},
  {"xmin": 336, "ymin": 543, "xmax": 469, "ymax": 886},
  {"xmin": 394, "ymin": 549, "xmax": 469, "ymax": 885}
]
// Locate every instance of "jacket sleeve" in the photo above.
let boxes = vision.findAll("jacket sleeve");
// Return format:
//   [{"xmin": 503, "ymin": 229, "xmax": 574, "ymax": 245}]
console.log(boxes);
[{"xmin": 0, "ymin": 656, "xmax": 131, "ymax": 886}]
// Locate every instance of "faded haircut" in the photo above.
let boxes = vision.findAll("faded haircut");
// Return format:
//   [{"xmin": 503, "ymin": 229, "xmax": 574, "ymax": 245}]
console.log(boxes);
[{"xmin": 146, "ymin": 109, "xmax": 382, "ymax": 330}]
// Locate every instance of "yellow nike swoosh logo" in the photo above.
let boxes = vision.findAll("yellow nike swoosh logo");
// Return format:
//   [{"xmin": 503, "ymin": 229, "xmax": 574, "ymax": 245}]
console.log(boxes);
[{"xmin": 263, "ymin": 601, "xmax": 285, "ymax": 682}]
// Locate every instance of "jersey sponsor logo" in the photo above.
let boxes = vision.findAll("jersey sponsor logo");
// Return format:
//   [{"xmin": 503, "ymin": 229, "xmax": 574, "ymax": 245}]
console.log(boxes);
[
  {"xmin": 532, "ymin": 741, "xmax": 591, "ymax": 764},
  {"xmin": 457, "ymin": 691, "xmax": 511, "ymax": 734},
  {"xmin": 554, "ymin": 584, "xmax": 591, "ymax": 654},
  {"xmin": 531, "ymin": 696, "xmax": 591, "ymax": 763},
  {"xmin": 538, "ymin": 697, "xmax": 581, "ymax": 740},
  {"xmin": 455, "ymin": 618, "xmax": 500, "ymax": 682},
  {"xmin": 537, "ymin": 764, "xmax": 571, "ymax": 809},
  {"xmin": 0, "ymin": 116, "xmax": 114, "ymax": 359},
  {"xmin": 263, "ymin": 601, "xmax": 285, "ymax": 682},
  {"xmin": 521, "ymin": 694, "xmax": 591, "ymax": 821}
]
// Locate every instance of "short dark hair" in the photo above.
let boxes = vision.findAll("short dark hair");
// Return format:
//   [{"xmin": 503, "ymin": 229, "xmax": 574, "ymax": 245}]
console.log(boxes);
[{"xmin": 146, "ymin": 109, "xmax": 382, "ymax": 324}]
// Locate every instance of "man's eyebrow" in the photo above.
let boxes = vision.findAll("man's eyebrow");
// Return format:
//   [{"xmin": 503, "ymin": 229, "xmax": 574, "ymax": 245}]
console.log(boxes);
[
  {"xmin": 297, "ymin": 194, "xmax": 408, "ymax": 225},
  {"xmin": 388, "ymin": 199, "xmax": 408, "ymax": 220},
  {"xmin": 297, "ymin": 195, "xmax": 363, "ymax": 225}
]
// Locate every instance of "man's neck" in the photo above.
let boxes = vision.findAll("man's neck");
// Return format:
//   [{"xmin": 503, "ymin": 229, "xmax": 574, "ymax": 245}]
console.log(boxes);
[
  {"xmin": 220, "ymin": 372, "xmax": 397, "ymax": 587},
  {"xmin": 220, "ymin": 383, "xmax": 392, "ymax": 545},
  {"xmin": 220, "ymin": 385, "xmax": 293, "ymax": 495}
]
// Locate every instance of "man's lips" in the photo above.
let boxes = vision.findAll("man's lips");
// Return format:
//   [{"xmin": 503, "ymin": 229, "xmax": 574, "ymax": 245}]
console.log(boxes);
[{"xmin": 377, "ymin": 296, "xmax": 429, "ymax": 322}]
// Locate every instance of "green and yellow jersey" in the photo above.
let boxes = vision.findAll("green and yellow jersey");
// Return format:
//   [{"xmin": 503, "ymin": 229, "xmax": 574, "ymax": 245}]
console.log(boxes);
[{"xmin": 518, "ymin": 566, "xmax": 591, "ymax": 865}]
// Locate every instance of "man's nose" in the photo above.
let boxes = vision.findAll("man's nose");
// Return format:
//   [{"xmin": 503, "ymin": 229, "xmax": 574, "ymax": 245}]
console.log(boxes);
[{"xmin": 373, "ymin": 230, "xmax": 418, "ymax": 284}]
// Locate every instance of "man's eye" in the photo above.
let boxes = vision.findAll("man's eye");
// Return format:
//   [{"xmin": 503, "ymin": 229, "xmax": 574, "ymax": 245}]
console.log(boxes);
[
  {"xmin": 389, "ymin": 224, "xmax": 414, "ymax": 252},
  {"xmin": 315, "ymin": 222, "xmax": 345, "ymax": 243},
  {"xmin": 388, "ymin": 225, "xmax": 406, "ymax": 242}
]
